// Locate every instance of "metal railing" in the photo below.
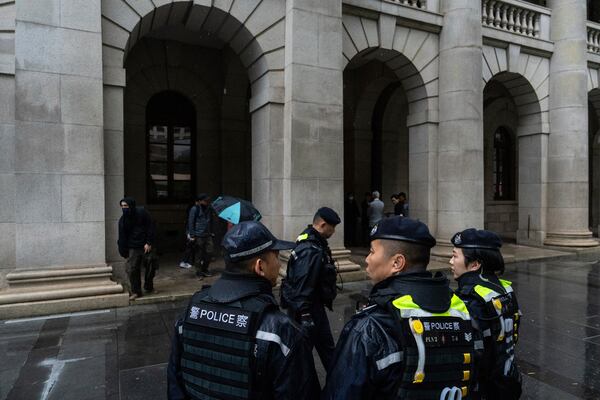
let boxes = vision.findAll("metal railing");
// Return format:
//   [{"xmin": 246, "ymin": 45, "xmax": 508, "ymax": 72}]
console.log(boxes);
[{"xmin": 482, "ymin": 0, "xmax": 542, "ymax": 38}]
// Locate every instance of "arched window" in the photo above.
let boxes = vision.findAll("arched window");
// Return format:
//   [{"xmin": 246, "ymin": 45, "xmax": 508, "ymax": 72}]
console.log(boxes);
[
  {"xmin": 146, "ymin": 91, "xmax": 195, "ymax": 203},
  {"xmin": 493, "ymin": 127, "xmax": 514, "ymax": 201}
]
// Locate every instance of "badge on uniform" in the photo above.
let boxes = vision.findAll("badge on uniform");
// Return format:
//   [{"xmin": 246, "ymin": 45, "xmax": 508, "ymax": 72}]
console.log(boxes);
[{"xmin": 186, "ymin": 302, "xmax": 256, "ymax": 335}]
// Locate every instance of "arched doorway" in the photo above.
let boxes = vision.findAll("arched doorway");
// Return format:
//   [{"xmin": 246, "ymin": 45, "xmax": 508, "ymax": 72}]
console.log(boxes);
[
  {"xmin": 482, "ymin": 72, "xmax": 544, "ymax": 243},
  {"xmin": 483, "ymin": 80, "xmax": 518, "ymax": 240},
  {"xmin": 124, "ymin": 35, "xmax": 251, "ymax": 252},
  {"xmin": 343, "ymin": 48, "xmax": 429, "ymax": 246},
  {"xmin": 101, "ymin": 1, "xmax": 286, "ymax": 261}
]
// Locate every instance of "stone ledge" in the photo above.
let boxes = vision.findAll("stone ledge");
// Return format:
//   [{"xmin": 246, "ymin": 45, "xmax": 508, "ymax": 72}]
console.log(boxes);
[{"xmin": 0, "ymin": 292, "xmax": 129, "ymax": 320}]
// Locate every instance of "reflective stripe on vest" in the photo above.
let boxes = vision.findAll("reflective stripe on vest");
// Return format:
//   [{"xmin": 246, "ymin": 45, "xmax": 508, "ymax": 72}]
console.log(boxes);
[
  {"xmin": 392, "ymin": 294, "xmax": 471, "ymax": 321},
  {"xmin": 391, "ymin": 294, "xmax": 475, "ymax": 396}
]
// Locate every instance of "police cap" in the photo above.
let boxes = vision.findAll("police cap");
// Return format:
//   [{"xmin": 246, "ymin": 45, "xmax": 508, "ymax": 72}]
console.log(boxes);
[
  {"xmin": 315, "ymin": 207, "xmax": 341, "ymax": 226},
  {"xmin": 222, "ymin": 221, "xmax": 295, "ymax": 262},
  {"xmin": 370, "ymin": 216, "xmax": 436, "ymax": 248},
  {"xmin": 451, "ymin": 228, "xmax": 502, "ymax": 250}
]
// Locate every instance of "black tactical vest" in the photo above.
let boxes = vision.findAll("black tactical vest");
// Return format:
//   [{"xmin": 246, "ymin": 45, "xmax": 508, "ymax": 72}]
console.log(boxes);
[
  {"xmin": 180, "ymin": 295, "xmax": 272, "ymax": 400},
  {"xmin": 390, "ymin": 294, "xmax": 482, "ymax": 400}
]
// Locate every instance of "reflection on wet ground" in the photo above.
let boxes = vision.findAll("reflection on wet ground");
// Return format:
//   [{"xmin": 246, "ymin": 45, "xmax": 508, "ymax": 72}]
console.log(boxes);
[{"xmin": 2, "ymin": 254, "xmax": 600, "ymax": 399}]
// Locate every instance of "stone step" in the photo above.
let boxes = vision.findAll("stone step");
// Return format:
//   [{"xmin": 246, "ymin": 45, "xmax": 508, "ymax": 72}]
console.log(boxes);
[
  {"xmin": 7, "ymin": 265, "xmax": 113, "ymax": 281},
  {"xmin": 0, "ymin": 292, "xmax": 130, "ymax": 320},
  {"xmin": 0, "ymin": 283, "xmax": 126, "ymax": 305},
  {"xmin": 6, "ymin": 273, "xmax": 114, "ymax": 289}
]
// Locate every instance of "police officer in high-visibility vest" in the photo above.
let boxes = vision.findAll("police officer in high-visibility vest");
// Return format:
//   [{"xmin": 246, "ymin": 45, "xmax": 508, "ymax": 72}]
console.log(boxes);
[
  {"xmin": 323, "ymin": 216, "xmax": 481, "ymax": 400},
  {"xmin": 449, "ymin": 229, "xmax": 522, "ymax": 400},
  {"xmin": 167, "ymin": 221, "xmax": 320, "ymax": 400}
]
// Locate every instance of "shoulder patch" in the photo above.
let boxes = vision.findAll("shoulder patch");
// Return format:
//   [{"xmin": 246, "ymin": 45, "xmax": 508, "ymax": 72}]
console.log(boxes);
[{"xmin": 296, "ymin": 233, "xmax": 309, "ymax": 242}]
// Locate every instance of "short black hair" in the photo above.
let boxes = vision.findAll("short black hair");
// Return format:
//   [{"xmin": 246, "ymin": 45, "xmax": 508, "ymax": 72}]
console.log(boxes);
[
  {"xmin": 462, "ymin": 247, "xmax": 505, "ymax": 274},
  {"xmin": 398, "ymin": 192, "xmax": 406, "ymax": 198},
  {"xmin": 225, "ymin": 255, "xmax": 261, "ymax": 273},
  {"xmin": 379, "ymin": 239, "xmax": 430, "ymax": 271},
  {"xmin": 391, "ymin": 194, "xmax": 399, "ymax": 200}
]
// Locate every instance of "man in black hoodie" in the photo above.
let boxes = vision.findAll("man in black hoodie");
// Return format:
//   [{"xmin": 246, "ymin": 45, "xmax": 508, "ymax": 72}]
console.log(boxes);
[
  {"xmin": 281, "ymin": 207, "xmax": 340, "ymax": 371},
  {"xmin": 323, "ymin": 217, "xmax": 480, "ymax": 399},
  {"xmin": 118, "ymin": 197, "xmax": 156, "ymax": 300}
]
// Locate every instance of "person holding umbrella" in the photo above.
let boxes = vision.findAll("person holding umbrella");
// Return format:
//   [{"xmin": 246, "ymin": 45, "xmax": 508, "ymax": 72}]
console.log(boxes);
[{"xmin": 188, "ymin": 193, "xmax": 214, "ymax": 278}]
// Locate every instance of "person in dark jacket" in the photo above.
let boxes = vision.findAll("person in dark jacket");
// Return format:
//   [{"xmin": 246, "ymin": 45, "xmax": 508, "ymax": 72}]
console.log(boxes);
[
  {"xmin": 188, "ymin": 193, "xmax": 213, "ymax": 278},
  {"xmin": 450, "ymin": 229, "xmax": 522, "ymax": 400},
  {"xmin": 118, "ymin": 197, "xmax": 156, "ymax": 300},
  {"xmin": 323, "ymin": 217, "xmax": 480, "ymax": 400},
  {"xmin": 167, "ymin": 221, "xmax": 320, "ymax": 400},
  {"xmin": 281, "ymin": 207, "xmax": 340, "ymax": 371}
]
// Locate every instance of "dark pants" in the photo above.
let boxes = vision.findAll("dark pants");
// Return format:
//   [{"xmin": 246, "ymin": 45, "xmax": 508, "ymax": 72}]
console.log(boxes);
[
  {"xmin": 127, "ymin": 248, "xmax": 155, "ymax": 295},
  {"xmin": 289, "ymin": 304, "xmax": 335, "ymax": 372},
  {"xmin": 192, "ymin": 236, "xmax": 212, "ymax": 273},
  {"xmin": 181, "ymin": 238, "xmax": 195, "ymax": 265}
]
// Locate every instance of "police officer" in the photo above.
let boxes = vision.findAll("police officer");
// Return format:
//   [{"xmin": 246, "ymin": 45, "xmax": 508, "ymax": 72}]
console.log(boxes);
[
  {"xmin": 167, "ymin": 221, "xmax": 320, "ymax": 400},
  {"xmin": 323, "ymin": 216, "xmax": 481, "ymax": 400},
  {"xmin": 450, "ymin": 229, "xmax": 522, "ymax": 400},
  {"xmin": 281, "ymin": 207, "xmax": 340, "ymax": 371}
]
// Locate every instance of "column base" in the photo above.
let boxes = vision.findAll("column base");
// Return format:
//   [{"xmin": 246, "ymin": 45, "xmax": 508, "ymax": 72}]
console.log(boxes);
[
  {"xmin": 431, "ymin": 239, "xmax": 453, "ymax": 261},
  {"xmin": 279, "ymin": 247, "xmax": 365, "ymax": 283},
  {"xmin": 544, "ymin": 231, "xmax": 599, "ymax": 248},
  {"xmin": 0, "ymin": 264, "xmax": 129, "ymax": 319}
]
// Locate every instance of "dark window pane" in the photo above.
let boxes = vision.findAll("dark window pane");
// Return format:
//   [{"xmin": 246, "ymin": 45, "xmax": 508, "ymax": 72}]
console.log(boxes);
[
  {"xmin": 149, "ymin": 144, "xmax": 167, "ymax": 162},
  {"xmin": 149, "ymin": 162, "xmax": 168, "ymax": 181},
  {"xmin": 173, "ymin": 163, "xmax": 191, "ymax": 181},
  {"xmin": 173, "ymin": 181, "xmax": 191, "ymax": 199},
  {"xmin": 174, "ymin": 127, "xmax": 191, "ymax": 144},
  {"xmin": 151, "ymin": 180, "xmax": 169, "ymax": 199},
  {"xmin": 174, "ymin": 145, "xmax": 191, "ymax": 162},
  {"xmin": 149, "ymin": 126, "xmax": 168, "ymax": 143}
]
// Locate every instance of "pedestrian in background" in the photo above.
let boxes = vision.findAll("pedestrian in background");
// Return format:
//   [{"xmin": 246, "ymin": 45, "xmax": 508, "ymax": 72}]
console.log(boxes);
[
  {"xmin": 118, "ymin": 197, "xmax": 155, "ymax": 300},
  {"xmin": 368, "ymin": 190, "xmax": 384, "ymax": 228},
  {"xmin": 188, "ymin": 193, "xmax": 214, "ymax": 279}
]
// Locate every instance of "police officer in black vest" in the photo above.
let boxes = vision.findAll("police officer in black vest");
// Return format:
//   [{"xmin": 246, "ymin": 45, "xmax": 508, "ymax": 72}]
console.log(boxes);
[
  {"xmin": 167, "ymin": 221, "xmax": 320, "ymax": 400},
  {"xmin": 281, "ymin": 207, "xmax": 340, "ymax": 371},
  {"xmin": 323, "ymin": 216, "xmax": 481, "ymax": 399},
  {"xmin": 450, "ymin": 229, "xmax": 522, "ymax": 400}
]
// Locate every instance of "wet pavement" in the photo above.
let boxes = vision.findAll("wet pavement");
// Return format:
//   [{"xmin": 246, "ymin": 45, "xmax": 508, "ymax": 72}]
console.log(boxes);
[{"xmin": 2, "ymin": 254, "xmax": 600, "ymax": 399}]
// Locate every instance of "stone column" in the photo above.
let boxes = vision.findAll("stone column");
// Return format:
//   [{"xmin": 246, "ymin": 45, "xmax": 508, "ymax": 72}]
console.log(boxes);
[
  {"xmin": 544, "ymin": 0, "xmax": 598, "ymax": 247},
  {"xmin": 283, "ymin": 0, "xmax": 361, "ymax": 277},
  {"xmin": 0, "ymin": 0, "xmax": 127, "ymax": 318},
  {"xmin": 435, "ymin": 0, "xmax": 484, "ymax": 252}
]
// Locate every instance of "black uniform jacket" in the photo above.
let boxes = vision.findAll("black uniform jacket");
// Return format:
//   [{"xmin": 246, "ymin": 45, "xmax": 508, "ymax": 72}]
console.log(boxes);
[
  {"xmin": 167, "ymin": 271, "xmax": 320, "ymax": 400},
  {"xmin": 322, "ymin": 271, "xmax": 453, "ymax": 400},
  {"xmin": 283, "ymin": 226, "xmax": 335, "ymax": 314}
]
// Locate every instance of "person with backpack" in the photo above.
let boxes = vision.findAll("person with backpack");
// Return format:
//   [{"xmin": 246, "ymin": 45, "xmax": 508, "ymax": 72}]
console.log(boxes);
[
  {"xmin": 187, "ymin": 193, "xmax": 214, "ymax": 278},
  {"xmin": 167, "ymin": 221, "xmax": 320, "ymax": 400}
]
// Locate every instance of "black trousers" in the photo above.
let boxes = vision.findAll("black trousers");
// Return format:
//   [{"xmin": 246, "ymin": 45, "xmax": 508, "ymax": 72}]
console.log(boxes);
[
  {"xmin": 127, "ymin": 249, "xmax": 156, "ymax": 295},
  {"xmin": 192, "ymin": 237, "xmax": 212, "ymax": 272},
  {"xmin": 289, "ymin": 303, "xmax": 335, "ymax": 372}
]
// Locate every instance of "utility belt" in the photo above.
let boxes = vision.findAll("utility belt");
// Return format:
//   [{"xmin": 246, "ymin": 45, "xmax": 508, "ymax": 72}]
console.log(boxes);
[
  {"xmin": 391, "ymin": 294, "xmax": 482, "ymax": 400},
  {"xmin": 180, "ymin": 298, "xmax": 271, "ymax": 400}
]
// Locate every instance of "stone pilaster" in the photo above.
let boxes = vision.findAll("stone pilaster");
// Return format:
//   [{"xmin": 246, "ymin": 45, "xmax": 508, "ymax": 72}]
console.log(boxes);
[
  {"xmin": 283, "ymin": 0, "xmax": 361, "ymax": 273},
  {"xmin": 435, "ymin": 0, "xmax": 484, "ymax": 254},
  {"xmin": 544, "ymin": 0, "xmax": 598, "ymax": 247},
  {"xmin": 0, "ymin": 0, "xmax": 128, "ymax": 317}
]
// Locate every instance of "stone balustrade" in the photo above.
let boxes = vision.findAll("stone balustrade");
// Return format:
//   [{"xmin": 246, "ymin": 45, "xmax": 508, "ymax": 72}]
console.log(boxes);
[
  {"xmin": 588, "ymin": 22, "xmax": 600, "ymax": 54},
  {"xmin": 386, "ymin": 0, "xmax": 427, "ymax": 9},
  {"xmin": 482, "ymin": 0, "xmax": 543, "ymax": 38}
]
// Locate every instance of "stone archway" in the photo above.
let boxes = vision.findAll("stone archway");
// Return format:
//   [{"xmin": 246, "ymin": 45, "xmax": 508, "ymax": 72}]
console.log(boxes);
[
  {"xmin": 101, "ymin": 0, "xmax": 286, "ymax": 261},
  {"xmin": 483, "ymin": 72, "xmax": 546, "ymax": 244},
  {"xmin": 341, "ymin": 10, "xmax": 440, "ymax": 230}
]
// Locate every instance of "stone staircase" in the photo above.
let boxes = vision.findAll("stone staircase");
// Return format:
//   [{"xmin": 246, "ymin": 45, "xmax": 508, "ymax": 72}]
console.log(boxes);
[{"xmin": 0, "ymin": 264, "xmax": 129, "ymax": 319}]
